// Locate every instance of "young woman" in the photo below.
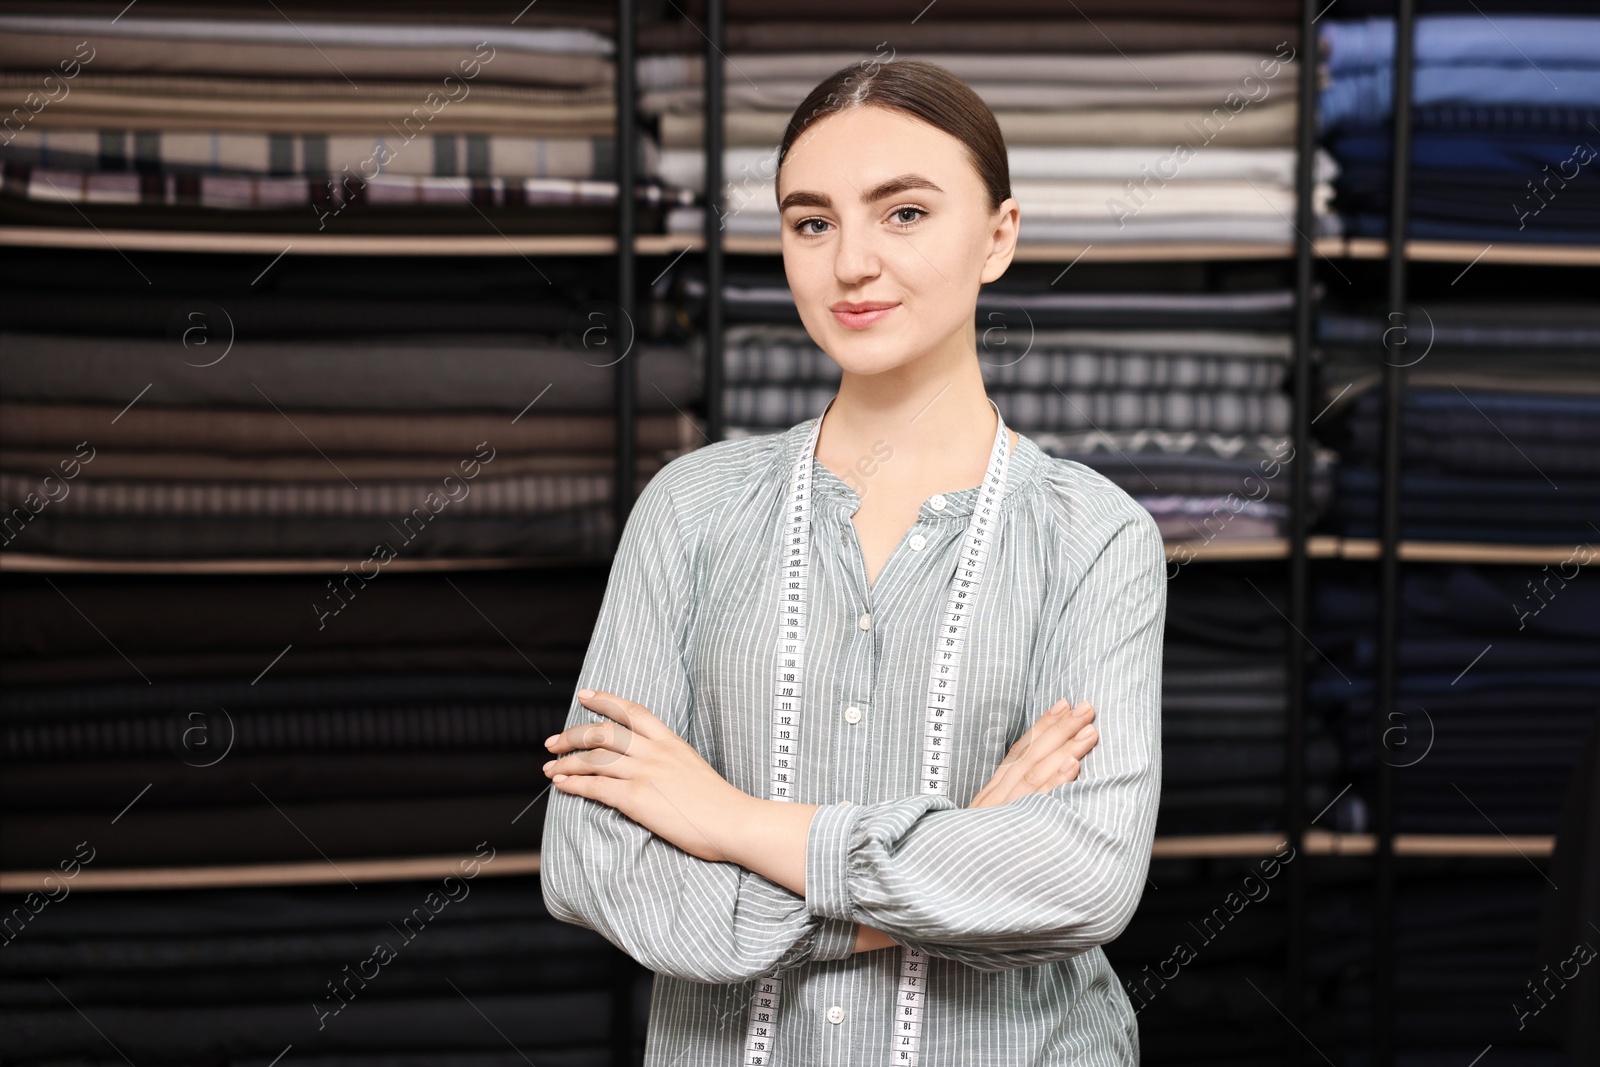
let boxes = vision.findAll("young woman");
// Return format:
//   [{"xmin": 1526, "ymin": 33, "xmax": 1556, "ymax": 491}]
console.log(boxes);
[{"xmin": 540, "ymin": 59, "xmax": 1163, "ymax": 1066}]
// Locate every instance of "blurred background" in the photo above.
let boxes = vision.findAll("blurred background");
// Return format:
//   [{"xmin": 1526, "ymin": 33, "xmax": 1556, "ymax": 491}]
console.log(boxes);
[{"xmin": 1, "ymin": 1, "xmax": 1595, "ymax": 1065}]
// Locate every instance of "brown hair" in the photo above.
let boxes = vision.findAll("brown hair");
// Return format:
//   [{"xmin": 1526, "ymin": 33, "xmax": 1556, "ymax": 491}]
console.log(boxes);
[{"xmin": 776, "ymin": 58, "xmax": 1011, "ymax": 215}]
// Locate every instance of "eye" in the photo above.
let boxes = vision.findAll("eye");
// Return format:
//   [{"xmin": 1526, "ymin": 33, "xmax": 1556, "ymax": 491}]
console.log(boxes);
[
  {"xmin": 889, "ymin": 205, "xmax": 927, "ymax": 228},
  {"xmin": 791, "ymin": 216, "xmax": 830, "ymax": 236}
]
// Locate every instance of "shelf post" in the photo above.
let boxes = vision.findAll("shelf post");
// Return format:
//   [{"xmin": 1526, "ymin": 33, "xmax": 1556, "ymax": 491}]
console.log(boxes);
[
  {"xmin": 614, "ymin": 0, "xmax": 639, "ymax": 544},
  {"xmin": 1376, "ymin": 2, "xmax": 1417, "ymax": 1065},
  {"xmin": 704, "ymin": 0, "xmax": 726, "ymax": 443}
]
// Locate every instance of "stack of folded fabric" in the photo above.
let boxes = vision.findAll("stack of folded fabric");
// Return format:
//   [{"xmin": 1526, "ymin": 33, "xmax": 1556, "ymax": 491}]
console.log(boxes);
[
  {"xmin": 1315, "ymin": 301, "xmax": 1600, "ymax": 545},
  {"xmin": 1309, "ymin": 563, "xmax": 1599, "ymax": 836},
  {"xmin": 1318, "ymin": 11, "xmax": 1600, "ymax": 243},
  {"xmin": 1161, "ymin": 567, "xmax": 1339, "ymax": 835},
  {"xmin": 0, "ymin": 338, "xmax": 699, "ymax": 560},
  {"xmin": 0, "ymin": 4, "xmax": 691, "ymax": 233},
  {"xmin": 0, "ymin": 568, "xmax": 609, "ymax": 869},
  {"xmin": 0, "ymin": 873, "xmax": 648, "ymax": 1067},
  {"xmin": 685, "ymin": 262, "xmax": 1335, "ymax": 542},
  {"xmin": 1311, "ymin": 872, "xmax": 1558, "ymax": 1060},
  {"xmin": 644, "ymin": 0, "xmax": 1338, "ymax": 245}
]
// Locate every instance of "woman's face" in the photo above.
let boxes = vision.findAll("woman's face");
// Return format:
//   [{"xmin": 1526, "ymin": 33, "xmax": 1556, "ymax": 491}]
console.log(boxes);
[{"xmin": 776, "ymin": 104, "xmax": 1019, "ymax": 377}]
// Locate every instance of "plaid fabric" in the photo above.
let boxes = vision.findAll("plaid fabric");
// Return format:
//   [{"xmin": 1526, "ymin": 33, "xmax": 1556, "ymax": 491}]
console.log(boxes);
[
  {"xmin": 724, "ymin": 338, "xmax": 1286, "ymax": 391},
  {"xmin": 0, "ymin": 164, "xmax": 695, "ymax": 211},
  {"xmin": 1, "ymin": 128, "xmax": 654, "ymax": 181},
  {"xmin": 724, "ymin": 386, "xmax": 1291, "ymax": 434},
  {"xmin": 0, "ymin": 471, "xmax": 619, "ymax": 517}
]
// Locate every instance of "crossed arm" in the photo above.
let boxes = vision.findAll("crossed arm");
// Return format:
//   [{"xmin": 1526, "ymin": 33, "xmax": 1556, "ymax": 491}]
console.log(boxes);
[
  {"xmin": 537, "ymin": 463, "xmax": 1164, "ymax": 981},
  {"xmin": 543, "ymin": 689, "xmax": 1102, "ymax": 953}
]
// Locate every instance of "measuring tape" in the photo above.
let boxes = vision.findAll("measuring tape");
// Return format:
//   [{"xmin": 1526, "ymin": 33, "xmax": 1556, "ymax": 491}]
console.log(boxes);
[{"xmin": 743, "ymin": 396, "xmax": 1014, "ymax": 1067}]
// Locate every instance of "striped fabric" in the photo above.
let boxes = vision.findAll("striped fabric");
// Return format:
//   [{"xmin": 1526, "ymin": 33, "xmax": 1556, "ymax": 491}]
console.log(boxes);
[
  {"xmin": 0, "ymin": 471, "xmax": 619, "ymax": 517},
  {"xmin": 723, "ymin": 385, "xmax": 1291, "ymax": 434},
  {"xmin": 541, "ymin": 414, "xmax": 1164, "ymax": 1065}
]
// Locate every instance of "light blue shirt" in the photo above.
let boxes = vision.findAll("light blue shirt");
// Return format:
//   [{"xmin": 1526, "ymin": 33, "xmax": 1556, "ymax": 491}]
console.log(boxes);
[{"xmin": 541, "ymin": 414, "xmax": 1165, "ymax": 1065}]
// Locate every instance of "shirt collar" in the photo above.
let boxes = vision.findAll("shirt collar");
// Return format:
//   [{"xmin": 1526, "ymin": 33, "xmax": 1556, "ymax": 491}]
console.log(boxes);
[{"xmin": 772, "ymin": 411, "xmax": 1044, "ymax": 522}]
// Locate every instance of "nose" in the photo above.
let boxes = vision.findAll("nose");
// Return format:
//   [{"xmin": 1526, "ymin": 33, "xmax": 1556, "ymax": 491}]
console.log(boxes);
[{"xmin": 832, "ymin": 214, "xmax": 882, "ymax": 287}]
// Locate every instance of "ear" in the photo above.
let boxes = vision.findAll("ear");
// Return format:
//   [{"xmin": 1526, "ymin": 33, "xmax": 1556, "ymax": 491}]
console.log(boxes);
[{"xmin": 980, "ymin": 196, "xmax": 1020, "ymax": 284}]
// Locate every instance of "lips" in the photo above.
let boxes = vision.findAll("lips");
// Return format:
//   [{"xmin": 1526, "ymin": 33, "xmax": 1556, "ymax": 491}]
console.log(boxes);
[{"xmin": 830, "ymin": 302, "xmax": 900, "ymax": 330}]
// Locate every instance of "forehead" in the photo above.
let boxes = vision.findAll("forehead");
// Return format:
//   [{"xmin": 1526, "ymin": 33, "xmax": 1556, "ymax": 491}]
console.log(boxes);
[{"xmin": 779, "ymin": 106, "xmax": 971, "ymax": 191}]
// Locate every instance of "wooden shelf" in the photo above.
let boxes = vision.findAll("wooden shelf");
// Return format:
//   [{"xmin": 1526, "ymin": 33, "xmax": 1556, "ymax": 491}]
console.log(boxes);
[
  {"xmin": 1163, "ymin": 535, "xmax": 1341, "ymax": 562},
  {"xmin": 8, "ymin": 535, "xmax": 1590, "ymax": 575},
  {"xmin": 0, "ymin": 851, "xmax": 541, "ymax": 894},
  {"xmin": 2, "ymin": 833, "xmax": 1553, "ymax": 892},
  {"xmin": 1333, "ymin": 237, "xmax": 1600, "ymax": 267},
  {"xmin": 1335, "ymin": 539, "xmax": 1598, "ymax": 565},
  {"xmin": 0, "ymin": 552, "xmax": 609, "ymax": 575}
]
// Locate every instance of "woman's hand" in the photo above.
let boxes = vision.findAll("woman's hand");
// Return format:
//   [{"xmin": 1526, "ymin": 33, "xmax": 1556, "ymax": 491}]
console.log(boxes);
[
  {"xmin": 968, "ymin": 700, "xmax": 1097, "ymax": 809},
  {"xmin": 543, "ymin": 688, "xmax": 751, "ymax": 864}
]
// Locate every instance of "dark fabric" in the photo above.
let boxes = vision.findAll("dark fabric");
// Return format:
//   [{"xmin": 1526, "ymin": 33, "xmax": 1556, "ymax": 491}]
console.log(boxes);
[
  {"xmin": 1536, "ymin": 712, "xmax": 1600, "ymax": 1060},
  {"xmin": 0, "ymin": 511, "xmax": 614, "ymax": 560},
  {"xmin": 0, "ymin": 573, "xmax": 605, "ymax": 665},
  {"xmin": 2, "ymin": 791, "xmax": 547, "ymax": 867},
  {"xmin": 1, "ymin": 873, "xmax": 623, "ymax": 1062}
]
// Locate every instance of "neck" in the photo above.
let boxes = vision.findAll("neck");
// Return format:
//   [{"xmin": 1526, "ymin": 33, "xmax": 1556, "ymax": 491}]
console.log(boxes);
[{"xmin": 814, "ymin": 330, "xmax": 1011, "ymax": 491}]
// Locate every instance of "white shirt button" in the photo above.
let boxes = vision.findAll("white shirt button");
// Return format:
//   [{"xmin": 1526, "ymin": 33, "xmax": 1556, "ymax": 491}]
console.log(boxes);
[
  {"xmin": 909, "ymin": 533, "xmax": 927, "ymax": 552},
  {"xmin": 844, "ymin": 706, "xmax": 862, "ymax": 724},
  {"xmin": 929, "ymin": 494, "xmax": 947, "ymax": 511},
  {"xmin": 858, "ymin": 612, "xmax": 872, "ymax": 631},
  {"xmin": 826, "ymin": 1005, "xmax": 845, "ymax": 1024}
]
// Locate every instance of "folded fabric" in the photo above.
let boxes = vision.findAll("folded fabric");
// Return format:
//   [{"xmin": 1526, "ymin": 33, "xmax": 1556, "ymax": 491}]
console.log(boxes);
[
  {"xmin": 661, "ymin": 145, "xmax": 1330, "ymax": 194},
  {"xmin": 680, "ymin": 0, "xmax": 1301, "ymax": 18},
  {"xmin": 0, "ymin": 72, "xmax": 618, "ymax": 135},
  {"xmin": 684, "ymin": 273, "xmax": 1297, "ymax": 328},
  {"xmin": 1319, "ymin": 305, "xmax": 1600, "ymax": 348},
  {"xmin": 0, "ymin": 15, "xmax": 612, "ymax": 86},
  {"xmin": 0, "ymin": 334, "xmax": 697, "ymax": 412},
  {"xmin": 675, "ymin": 206, "xmax": 1330, "ymax": 244},
  {"xmin": 1321, "ymin": 68, "xmax": 1600, "ymax": 131},
  {"xmin": 0, "ymin": 404, "xmax": 699, "ymax": 458},
  {"xmin": 0, "ymin": 471, "xmax": 630, "ymax": 517},
  {"xmin": 2, "ymin": 166, "xmax": 693, "ymax": 216},
  {"xmin": 661, "ymin": 100, "xmax": 1298, "ymax": 148},
  {"xmin": 638, "ymin": 17, "xmax": 1302, "ymax": 54},
  {"xmin": 1, "ymin": 128, "xmax": 655, "ymax": 181},
  {"xmin": 0, "ymin": 189, "xmax": 662, "ymax": 235},
  {"xmin": 1322, "ymin": 15, "xmax": 1600, "ymax": 73},
  {"xmin": 1325, "ymin": 126, "xmax": 1596, "ymax": 175},
  {"xmin": 0, "ymin": 451, "xmax": 665, "ymax": 483},
  {"xmin": 1, "ymin": 512, "xmax": 613, "ymax": 561},
  {"xmin": 0, "ymin": 574, "xmax": 603, "ymax": 664},
  {"xmin": 725, "ymin": 385, "xmax": 1291, "ymax": 433},
  {"xmin": 720, "ymin": 323, "xmax": 1289, "ymax": 389}
]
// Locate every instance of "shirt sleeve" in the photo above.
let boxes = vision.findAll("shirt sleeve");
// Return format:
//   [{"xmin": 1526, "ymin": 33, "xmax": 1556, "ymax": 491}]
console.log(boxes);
[
  {"xmin": 803, "ymin": 495, "xmax": 1165, "ymax": 973},
  {"xmin": 540, "ymin": 454, "xmax": 860, "ymax": 984}
]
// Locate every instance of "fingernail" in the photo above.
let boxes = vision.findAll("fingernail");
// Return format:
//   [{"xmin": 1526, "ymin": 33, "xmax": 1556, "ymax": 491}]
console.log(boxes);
[
  {"xmin": 544, "ymin": 735, "xmax": 558, "ymax": 748},
  {"xmin": 553, "ymin": 774, "xmax": 567, "ymax": 782},
  {"xmin": 543, "ymin": 761, "xmax": 554, "ymax": 771},
  {"xmin": 578, "ymin": 689, "xmax": 595, "ymax": 699},
  {"xmin": 1050, "ymin": 703, "xmax": 1066, "ymax": 715}
]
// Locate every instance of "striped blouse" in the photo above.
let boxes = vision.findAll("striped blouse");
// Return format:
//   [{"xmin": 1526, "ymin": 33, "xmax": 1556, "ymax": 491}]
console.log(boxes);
[{"xmin": 541, "ymin": 413, "xmax": 1165, "ymax": 1066}]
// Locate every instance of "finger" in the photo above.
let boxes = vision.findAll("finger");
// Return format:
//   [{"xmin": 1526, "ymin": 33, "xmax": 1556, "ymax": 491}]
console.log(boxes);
[
  {"xmin": 1063, "ymin": 724, "xmax": 1099, "ymax": 762},
  {"xmin": 544, "ymin": 748, "xmax": 635, "ymax": 778},
  {"xmin": 545, "ymin": 719, "xmax": 635, "ymax": 756},
  {"xmin": 1001, "ymin": 700, "xmax": 1089, "ymax": 767},
  {"xmin": 550, "ymin": 770, "xmax": 626, "ymax": 808},
  {"xmin": 575, "ymin": 689, "xmax": 666, "ymax": 739}
]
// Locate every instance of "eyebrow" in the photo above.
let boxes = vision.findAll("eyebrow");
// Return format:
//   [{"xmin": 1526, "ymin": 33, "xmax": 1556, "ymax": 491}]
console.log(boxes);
[{"xmin": 778, "ymin": 174, "xmax": 945, "ymax": 212}]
